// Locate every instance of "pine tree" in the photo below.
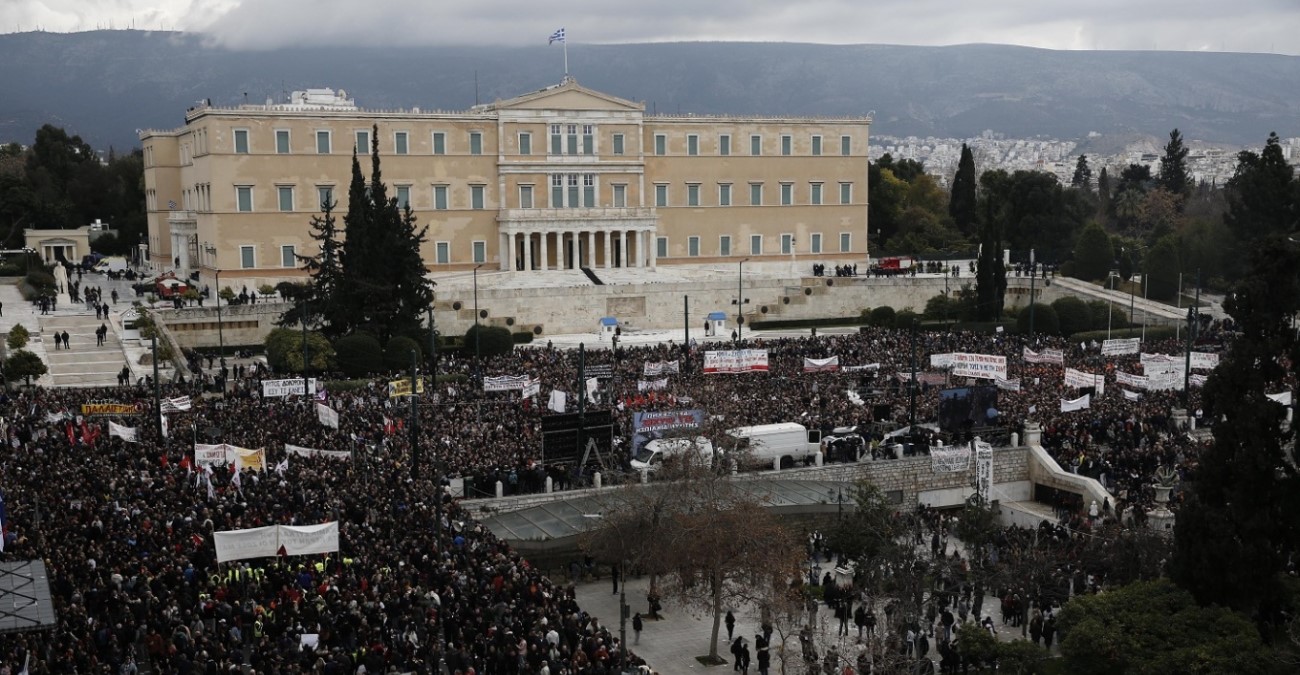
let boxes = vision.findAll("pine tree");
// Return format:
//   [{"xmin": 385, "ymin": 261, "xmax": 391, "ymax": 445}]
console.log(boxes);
[
  {"xmin": 948, "ymin": 143, "xmax": 978, "ymax": 238},
  {"xmin": 1157, "ymin": 129, "xmax": 1192, "ymax": 198},
  {"xmin": 1224, "ymin": 132, "xmax": 1298, "ymax": 243},
  {"xmin": 1171, "ymin": 236, "xmax": 1300, "ymax": 619},
  {"xmin": 1071, "ymin": 154, "xmax": 1092, "ymax": 191},
  {"xmin": 282, "ymin": 197, "xmax": 345, "ymax": 331}
]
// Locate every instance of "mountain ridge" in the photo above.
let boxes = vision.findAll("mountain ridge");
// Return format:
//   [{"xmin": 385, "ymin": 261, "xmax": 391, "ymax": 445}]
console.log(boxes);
[{"xmin": 1, "ymin": 30, "xmax": 1296, "ymax": 150}]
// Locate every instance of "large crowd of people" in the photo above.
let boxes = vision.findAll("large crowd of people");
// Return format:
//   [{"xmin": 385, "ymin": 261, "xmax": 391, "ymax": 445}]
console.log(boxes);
[{"xmin": 0, "ymin": 311, "xmax": 1250, "ymax": 673}]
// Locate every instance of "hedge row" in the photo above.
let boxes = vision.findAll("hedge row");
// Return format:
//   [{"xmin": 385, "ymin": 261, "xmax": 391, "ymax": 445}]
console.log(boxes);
[
  {"xmin": 749, "ymin": 316, "xmax": 868, "ymax": 330},
  {"xmin": 1068, "ymin": 326, "xmax": 1181, "ymax": 343}
]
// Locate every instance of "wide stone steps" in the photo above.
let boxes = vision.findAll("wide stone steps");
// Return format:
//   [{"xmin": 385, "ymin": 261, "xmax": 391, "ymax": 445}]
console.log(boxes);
[{"xmin": 38, "ymin": 314, "xmax": 130, "ymax": 389}]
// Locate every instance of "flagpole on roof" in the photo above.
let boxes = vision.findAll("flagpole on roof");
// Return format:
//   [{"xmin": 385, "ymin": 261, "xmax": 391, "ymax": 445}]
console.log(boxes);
[{"xmin": 564, "ymin": 32, "xmax": 569, "ymax": 77}]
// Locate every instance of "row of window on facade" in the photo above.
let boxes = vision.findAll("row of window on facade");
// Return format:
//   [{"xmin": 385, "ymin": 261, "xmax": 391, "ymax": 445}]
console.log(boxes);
[
  {"xmin": 168, "ymin": 179, "xmax": 856, "ymax": 214},
  {"xmin": 224, "ymin": 127, "xmax": 856, "ymax": 158},
  {"xmin": 221, "ymin": 231, "xmax": 852, "ymax": 271}
]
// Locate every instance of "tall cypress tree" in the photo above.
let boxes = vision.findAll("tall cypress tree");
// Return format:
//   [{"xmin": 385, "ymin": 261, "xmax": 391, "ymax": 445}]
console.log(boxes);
[
  {"xmin": 1071, "ymin": 154, "xmax": 1092, "ymax": 192},
  {"xmin": 948, "ymin": 143, "xmax": 978, "ymax": 238},
  {"xmin": 974, "ymin": 170, "xmax": 1008, "ymax": 320},
  {"xmin": 1157, "ymin": 128, "xmax": 1192, "ymax": 198},
  {"xmin": 338, "ymin": 145, "xmax": 374, "ymax": 336},
  {"xmin": 1097, "ymin": 167, "xmax": 1111, "ymax": 222}
]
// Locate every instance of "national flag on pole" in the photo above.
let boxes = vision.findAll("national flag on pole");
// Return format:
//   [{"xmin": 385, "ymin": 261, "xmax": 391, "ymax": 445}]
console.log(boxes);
[{"xmin": 549, "ymin": 28, "xmax": 566, "ymax": 44}]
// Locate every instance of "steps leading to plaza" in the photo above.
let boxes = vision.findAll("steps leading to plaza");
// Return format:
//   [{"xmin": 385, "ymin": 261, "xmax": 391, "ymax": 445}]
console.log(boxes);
[{"xmin": 38, "ymin": 313, "xmax": 130, "ymax": 388}]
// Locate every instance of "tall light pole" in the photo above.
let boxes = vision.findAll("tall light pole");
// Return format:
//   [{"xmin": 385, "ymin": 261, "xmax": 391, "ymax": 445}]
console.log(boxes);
[
  {"xmin": 473, "ymin": 263, "xmax": 485, "ymax": 382},
  {"xmin": 1027, "ymin": 248, "xmax": 1036, "ymax": 339},
  {"xmin": 205, "ymin": 244, "xmax": 225, "ymax": 370},
  {"xmin": 1106, "ymin": 271, "xmax": 1119, "ymax": 340},
  {"xmin": 736, "ymin": 258, "xmax": 749, "ymax": 344}
]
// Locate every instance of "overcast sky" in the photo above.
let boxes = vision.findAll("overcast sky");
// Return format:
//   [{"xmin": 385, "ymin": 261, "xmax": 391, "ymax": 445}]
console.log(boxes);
[{"xmin": 5, "ymin": 0, "xmax": 1300, "ymax": 55}]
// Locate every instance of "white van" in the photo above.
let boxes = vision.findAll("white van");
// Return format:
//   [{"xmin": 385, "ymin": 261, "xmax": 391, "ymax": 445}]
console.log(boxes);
[
  {"xmin": 631, "ymin": 436, "xmax": 715, "ymax": 472},
  {"xmin": 725, "ymin": 422, "xmax": 822, "ymax": 470},
  {"xmin": 92, "ymin": 257, "xmax": 128, "ymax": 273}
]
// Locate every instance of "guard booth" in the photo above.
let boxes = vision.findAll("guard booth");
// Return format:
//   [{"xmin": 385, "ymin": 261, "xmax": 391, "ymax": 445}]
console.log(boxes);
[
  {"xmin": 706, "ymin": 311, "xmax": 728, "ymax": 337},
  {"xmin": 599, "ymin": 316, "xmax": 619, "ymax": 340}
]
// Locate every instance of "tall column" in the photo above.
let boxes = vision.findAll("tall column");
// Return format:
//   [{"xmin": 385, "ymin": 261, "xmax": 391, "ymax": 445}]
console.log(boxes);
[
  {"xmin": 649, "ymin": 230, "xmax": 657, "ymax": 269},
  {"xmin": 604, "ymin": 231, "xmax": 612, "ymax": 269},
  {"xmin": 510, "ymin": 232, "xmax": 520, "ymax": 271},
  {"xmin": 499, "ymin": 232, "xmax": 509, "ymax": 271},
  {"xmin": 586, "ymin": 231, "xmax": 596, "ymax": 268},
  {"xmin": 539, "ymin": 231, "xmax": 549, "ymax": 271},
  {"xmin": 619, "ymin": 230, "xmax": 627, "ymax": 268},
  {"xmin": 525, "ymin": 233, "xmax": 535, "ymax": 271},
  {"xmin": 635, "ymin": 231, "xmax": 645, "ymax": 268}
]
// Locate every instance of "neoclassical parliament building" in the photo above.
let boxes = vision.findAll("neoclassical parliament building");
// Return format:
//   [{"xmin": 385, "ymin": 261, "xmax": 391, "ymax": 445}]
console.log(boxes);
[{"xmin": 141, "ymin": 79, "xmax": 871, "ymax": 287}]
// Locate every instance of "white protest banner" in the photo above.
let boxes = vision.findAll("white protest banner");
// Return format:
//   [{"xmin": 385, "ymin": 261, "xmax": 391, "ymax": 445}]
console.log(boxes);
[
  {"xmin": 160, "ymin": 396, "xmax": 192, "ymax": 413},
  {"xmin": 1267, "ymin": 391, "xmax": 1293, "ymax": 406},
  {"xmin": 931, "ymin": 446, "xmax": 972, "ymax": 473},
  {"xmin": 1189, "ymin": 374, "xmax": 1208, "ymax": 388},
  {"xmin": 521, "ymin": 379, "xmax": 541, "ymax": 398},
  {"xmin": 929, "ymin": 353, "xmax": 955, "ymax": 369},
  {"xmin": 637, "ymin": 378, "xmax": 668, "ymax": 392},
  {"xmin": 1116, "ymin": 371, "xmax": 1148, "ymax": 389},
  {"xmin": 1102, "ymin": 338, "xmax": 1140, "ymax": 356},
  {"xmin": 1141, "ymin": 353, "xmax": 1181, "ymax": 366},
  {"xmin": 643, "ymin": 361, "xmax": 680, "ymax": 376},
  {"xmin": 1060, "ymin": 394, "xmax": 1091, "ymax": 412},
  {"xmin": 1190, "ymin": 352, "xmax": 1220, "ymax": 370},
  {"xmin": 261, "ymin": 378, "xmax": 318, "ymax": 398},
  {"xmin": 483, "ymin": 375, "xmax": 531, "ymax": 392},
  {"xmin": 548, "ymin": 390, "xmax": 567, "ymax": 413},
  {"xmin": 108, "ymin": 421, "xmax": 137, "ymax": 443},
  {"xmin": 1022, "ymin": 347, "xmax": 1065, "ymax": 365},
  {"xmin": 316, "ymin": 403, "xmax": 339, "ymax": 429},
  {"xmin": 1146, "ymin": 371, "xmax": 1184, "ymax": 391},
  {"xmin": 285, "ymin": 444, "xmax": 352, "ymax": 460},
  {"xmin": 803, "ymin": 356, "xmax": 840, "ymax": 373},
  {"xmin": 277, "ymin": 522, "xmax": 340, "ymax": 557},
  {"xmin": 213, "ymin": 526, "xmax": 279, "ymax": 562},
  {"xmin": 702, "ymin": 349, "xmax": 769, "ymax": 374},
  {"xmin": 1123, "ymin": 389, "xmax": 1142, "ymax": 401},
  {"xmin": 994, "ymin": 377, "xmax": 1021, "ymax": 392},
  {"xmin": 951, "ymin": 353, "xmax": 1008, "ymax": 380},
  {"xmin": 1064, "ymin": 368, "xmax": 1106, "ymax": 396},
  {"xmin": 194, "ymin": 443, "xmax": 231, "ymax": 468},
  {"xmin": 842, "ymin": 364, "xmax": 882, "ymax": 372}
]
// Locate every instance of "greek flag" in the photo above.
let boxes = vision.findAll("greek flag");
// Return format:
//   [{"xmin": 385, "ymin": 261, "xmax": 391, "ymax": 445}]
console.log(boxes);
[
  {"xmin": 549, "ymin": 28, "xmax": 565, "ymax": 44},
  {"xmin": 167, "ymin": 200, "xmax": 177, "ymax": 209}
]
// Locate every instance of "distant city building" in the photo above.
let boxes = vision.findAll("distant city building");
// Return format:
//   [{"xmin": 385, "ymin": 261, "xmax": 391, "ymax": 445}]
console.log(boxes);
[{"xmin": 139, "ymin": 79, "xmax": 871, "ymax": 288}]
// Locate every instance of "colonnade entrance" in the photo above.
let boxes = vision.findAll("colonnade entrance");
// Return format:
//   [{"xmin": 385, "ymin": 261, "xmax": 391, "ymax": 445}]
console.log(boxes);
[{"xmin": 500, "ymin": 228, "xmax": 657, "ymax": 271}]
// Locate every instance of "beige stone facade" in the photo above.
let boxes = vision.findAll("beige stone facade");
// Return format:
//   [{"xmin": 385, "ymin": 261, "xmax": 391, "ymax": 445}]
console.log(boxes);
[{"xmin": 140, "ymin": 80, "xmax": 870, "ymax": 288}]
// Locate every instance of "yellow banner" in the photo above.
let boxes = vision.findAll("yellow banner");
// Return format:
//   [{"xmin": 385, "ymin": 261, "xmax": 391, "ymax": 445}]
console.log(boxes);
[
  {"xmin": 81, "ymin": 403, "xmax": 142, "ymax": 416},
  {"xmin": 387, "ymin": 378, "xmax": 426, "ymax": 398}
]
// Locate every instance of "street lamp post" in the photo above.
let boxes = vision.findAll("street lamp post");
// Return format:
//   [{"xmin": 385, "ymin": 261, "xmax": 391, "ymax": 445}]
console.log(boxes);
[
  {"xmin": 1106, "ymin": 271, "xmax": 1119, "ymax": 340},
  {"xmin": 737, "ymin": 258, "xmax": 750, "ymax": 344},
  {"xmin": 473, "ymin": 263, "xmax": 485, "ymax": 381}
]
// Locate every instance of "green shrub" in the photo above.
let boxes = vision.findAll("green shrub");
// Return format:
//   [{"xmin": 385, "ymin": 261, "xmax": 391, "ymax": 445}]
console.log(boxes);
[
  {"xmin": 384, "ymin": 336, "xmax": 422, "ymax": 371},
  {"xmin": 869, "ymin": 306, "xmax": 897, "ymax": 328},
  {"xmin": 750, "ymin": 316, "xmax": 868, "ymax": 330},
  {"xmin": 464, "ymin": 325, "xmax": 514, "ymax": 358},
  {"xmin": 1072, "ymin": 222, "xmax": 1114, "ymax": 282},
  {"xmin": 7, "ymin": 324, "xmax": 30, "ymax": 350},
  {"xmin": 1016, "ymin": 303, "xmax": 1059, "ymax": 335},
  {"xmin": 334, "ymin": 334, "xmax": 383, "ymax": 378},
  {"xmin": 512, "ymin": 331, "xmax": 535, "ymax": 344},
  {"xmin": 949, "ymin": 320, "xmax": 1018, "ymax": 334},
  {"xmin": 265, "ymin": 327, "xmax": 333, "ymax": 373},
  {"xmin": 1052, "ymin": 296, "xmax": 1092, "ymax": 337},
  {"xmin": 896, "ymin": 309, "xmax": 920, "ymax": 327},
  {"xmin": 1088, "ymin": 300, "xmax": 1128, "ymax": 330}
]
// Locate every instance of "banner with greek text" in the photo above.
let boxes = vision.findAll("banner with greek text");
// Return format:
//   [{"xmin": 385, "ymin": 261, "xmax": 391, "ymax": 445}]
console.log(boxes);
[
  {"xmin": 637, "ymin": 378, "xmax": 668, "ymax": 392},
  {"xmin": 160, "ymin": 396, "xmax": 192, "ymax": 412},
  {"xmin": 994, "ymin": 377, "xmax": 1021, "ymax": 392},
  {"xmin": 702, "ymin": 349, "xmax": 769, "ymax": 374},
  {"xmin": 842, "ymin": 364, "xmax": 882, "ymax": 372},
  {"xmin": 234, "ymin": 447, "xmax": 265, "ymax": 472},
  {"xmin": 1102, "ymin": 338, "xmax": 1141, "ymax": 356},
  {"xmin": 631, "ymin": 409, "xmax": 705, "ymax": 456},
  {"xmin": 386, "ymin": 378, "xmax": 426, "ymax": 398},
  {"xmin": 951, "ymin": 353, "xmax": 1008, "ymax": 380},
  {"xmin": 108, "ymin": 421, "xmax": 137, "ymax": 443},
  {"xmin": 803, "ymin": 356, "xmax": 841, "ymax": 372},
  {"xmin": 483, "ymin": 375, "xmax": 531, "ymax": 391},
  {"xmin": 194, "ymin": 443, "xmax": 230, "ymax": 468},
  {"xmin": 930, "ymin": 353, "xmax": 955, "ymax": 369},
  {"xmin": 285, "ymin": 444, "xmax": 352, "ymax": 460},
  {"xmin": 1022, "ymin": 347, "xmax": 1064, "ymax": 365},
  {"xmin": 81, "ymin": 403, "xmax": 141, "ymax": 417},
  {"xmin": 277, "ymin": 522, "xmax": 340, "ymax": 557},
  {"xmin": 261, "ymin": 378, "xmax": 318, "ymax": 398},
  {"xmin": 1116, "ymin": 371, "xmax": 1148, "ymax": 389},
  {"xmin": 1064, "ymin": 368, "xmax": 1106, "ymax": 396},
  {"xmin": 214, "ymin": 526, "xmax": 279, "ymax": 562},
  {"xmin": 1190, "ymin": 352, "xmax": 1220, "ymax": 370},
  {"xmin": 643, "ymin": 361, "xmax": 681, "ymax": 376}
]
